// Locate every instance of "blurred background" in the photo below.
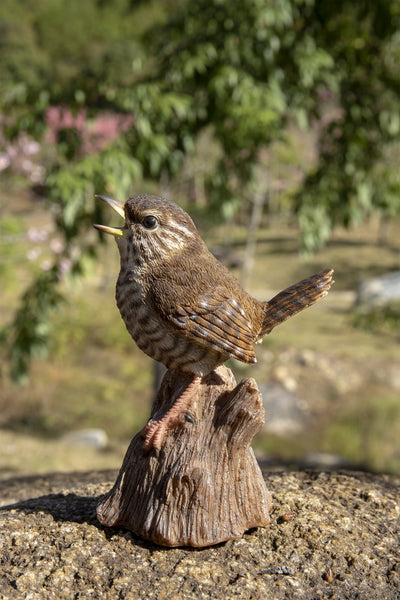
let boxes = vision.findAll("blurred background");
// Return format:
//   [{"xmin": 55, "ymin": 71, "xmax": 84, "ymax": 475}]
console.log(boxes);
[{"xmin": 1, "ymin": 0, "xmax": 399, "ymax": 478}]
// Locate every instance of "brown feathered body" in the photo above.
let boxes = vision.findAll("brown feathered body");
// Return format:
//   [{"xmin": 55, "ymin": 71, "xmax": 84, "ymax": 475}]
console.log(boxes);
[{"xmin": 112, "ymin": 194, "xmax": 333, "ymax": 376}]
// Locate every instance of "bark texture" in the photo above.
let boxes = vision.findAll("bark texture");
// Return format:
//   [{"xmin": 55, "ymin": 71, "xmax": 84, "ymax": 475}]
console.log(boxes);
[{"xmin": 97, "ymin": 365, "xmax": 272, "ymax": 547}]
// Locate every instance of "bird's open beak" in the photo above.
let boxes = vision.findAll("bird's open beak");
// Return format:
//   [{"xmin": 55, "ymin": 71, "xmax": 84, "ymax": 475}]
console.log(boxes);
[{"xmin": 93, "ymin": 194, "xmax": 125, "ymax": 237}]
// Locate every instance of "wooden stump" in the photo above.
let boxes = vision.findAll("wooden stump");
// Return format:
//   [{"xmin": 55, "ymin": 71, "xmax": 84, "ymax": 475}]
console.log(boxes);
[{"xmin": 97, "ymin": 365, "xmax": 272, "ymax": 547}]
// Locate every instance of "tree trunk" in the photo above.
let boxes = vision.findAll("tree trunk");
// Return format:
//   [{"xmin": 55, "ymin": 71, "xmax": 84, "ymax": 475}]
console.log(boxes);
[{"xmin": 97, "ymin": 365, "xmax": 272, "ymax": 547}]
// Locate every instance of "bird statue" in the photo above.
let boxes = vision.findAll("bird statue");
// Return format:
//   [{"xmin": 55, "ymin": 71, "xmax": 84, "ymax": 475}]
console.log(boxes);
[{"xmin": 94, "ymin": 194, "xmax": 334, "ymax": 449}]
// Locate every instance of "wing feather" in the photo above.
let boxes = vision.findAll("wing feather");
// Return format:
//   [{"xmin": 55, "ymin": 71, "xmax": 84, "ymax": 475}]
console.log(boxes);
[{"xmin": 169, "ymin": 291, "xmax": 257, "ymax": 364}]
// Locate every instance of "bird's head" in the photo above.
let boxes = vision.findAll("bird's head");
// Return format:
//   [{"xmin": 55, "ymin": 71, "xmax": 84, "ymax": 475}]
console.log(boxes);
[{"xmin": 94, "ymin": 194, "xmax": 202, "ymax": 265}]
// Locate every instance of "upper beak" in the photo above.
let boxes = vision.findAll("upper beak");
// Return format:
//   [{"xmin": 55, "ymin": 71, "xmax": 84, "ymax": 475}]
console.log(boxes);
[{"xmin": 93, "ymin": 194, "xmax": 125, "ymax": 237}]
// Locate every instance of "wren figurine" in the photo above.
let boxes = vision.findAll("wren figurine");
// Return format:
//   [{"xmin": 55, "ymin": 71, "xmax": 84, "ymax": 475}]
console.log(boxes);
[{"xmin": 94, "ymin": 194, "xmax": 334, "ymax": 449}]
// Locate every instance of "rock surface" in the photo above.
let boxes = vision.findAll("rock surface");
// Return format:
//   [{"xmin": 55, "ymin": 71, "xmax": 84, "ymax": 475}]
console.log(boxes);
[
  {"xmin": 61, "ymin": 428, "xmax": 108, "ymax": 450},
  {"xmin": 260, "ymin": 382, "xmax": 306, "ymax": 435},
  {"xmin": 356, "ymin": 270, "xmax": 400, "ymax": 308},
  {"xmin": 0, "ymin": 469, "xmax": 399, "ymax": 599}
]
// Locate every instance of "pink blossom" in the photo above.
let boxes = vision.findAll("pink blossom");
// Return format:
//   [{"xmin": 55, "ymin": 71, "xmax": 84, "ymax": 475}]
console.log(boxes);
[
  {"xmin": 21, "ymin": 159, "xmax": 34, "ymax": 173},
  {"xmin": 23, "ymin": 140, "xmax": 41, "ymax": 155},
  {"xmin": 50, "ymin": 238, "xmax": 64, "ymax": 254},
  {"xmin": 27, "ymin": 227, "xmax": 49, "ymax": 243},
  {"xmin": 0, "ymin": 155, "xmax": 10, "ymax": 171},
  {"xmin": 27, "ymin": 248, "xmax": 41, "ymax": 261},
  {"xmin": 44, "ymin": 106, "xmax": 134, "ymax": 155},
  {"xmin": 57, "ymin": 258, "xmax": 72, "ymax": 280},
  {"xmin": 41, "ymin": 260, "xmax": 52, "ymax": 271}
]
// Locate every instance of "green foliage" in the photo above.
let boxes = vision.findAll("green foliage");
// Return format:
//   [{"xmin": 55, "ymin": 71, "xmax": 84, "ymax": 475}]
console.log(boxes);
[
  {"xmin": 0, "ymin": 216, "xmax": 25, "ymax": 287},
  {"xmin": 322, "ymin": 390, "xmax": 400, "ymax": 473},
  {"xmin": 0, "ymin": 0, "xmax": 156, "ymax": 97},
  {"xmin": 294, "ymin": 0, "xmax": 400, "ymax": 251},
  {"xmin": 352, "ymin": 302, "xmax": 400, "ymax": 333},
  {"xmin": 1, "ymin": 0, "xmax": 400, "ymax": 379},
  {"xmin": 149, "ymin": 0, "xmax": 334, "ymax": 195},
  {"xmin": 3, "ymin": 269, "xmax": 64, "ymax": 383},
  {"xmin": 47, "ymin": 144, "xmax": 142, "ymax": 241}
]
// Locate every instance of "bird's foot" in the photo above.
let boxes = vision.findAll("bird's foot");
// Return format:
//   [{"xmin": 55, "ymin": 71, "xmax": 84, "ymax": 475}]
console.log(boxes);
[{"xmin": 142, "ymin": 376, "xmax": 201, "ymax": 450}]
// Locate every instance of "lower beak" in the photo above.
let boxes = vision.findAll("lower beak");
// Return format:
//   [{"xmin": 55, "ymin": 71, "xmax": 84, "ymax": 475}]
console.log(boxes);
[
  {"xmin": 93, "ymin": 223, "xmax": 124, "ymax": 237},
  {"xmin": 93, "ymin": 194, "xmax": 125, "ymax": 237}
]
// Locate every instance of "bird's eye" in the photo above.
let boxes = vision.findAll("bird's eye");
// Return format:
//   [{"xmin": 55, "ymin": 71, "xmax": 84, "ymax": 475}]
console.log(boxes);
[{"xmin": 142, "ymin": 215, "xmax": 158, "ymax": 230}]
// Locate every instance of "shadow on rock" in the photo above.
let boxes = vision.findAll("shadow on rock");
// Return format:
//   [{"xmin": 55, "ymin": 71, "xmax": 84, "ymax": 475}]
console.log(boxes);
[{"xmin": 0, "ymin": 492, "xmax": 101, "ymax": 526}]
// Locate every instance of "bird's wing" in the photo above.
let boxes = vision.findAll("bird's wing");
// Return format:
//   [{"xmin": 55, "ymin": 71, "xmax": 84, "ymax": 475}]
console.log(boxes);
[{"xmin": 167, "ymin": 289, "xmax": 257, "ymax": 364}]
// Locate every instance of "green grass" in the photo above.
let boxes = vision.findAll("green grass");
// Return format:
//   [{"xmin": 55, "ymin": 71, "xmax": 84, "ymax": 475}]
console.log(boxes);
[{"xmin": 321, "ymin": 389, "xmax": 400, "ymax": 473}]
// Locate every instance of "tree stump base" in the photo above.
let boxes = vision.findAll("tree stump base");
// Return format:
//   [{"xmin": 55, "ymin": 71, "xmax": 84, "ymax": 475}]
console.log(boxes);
[{"xmin": 97, "ymin": 365, "xmax": 272, "ymax": 547}]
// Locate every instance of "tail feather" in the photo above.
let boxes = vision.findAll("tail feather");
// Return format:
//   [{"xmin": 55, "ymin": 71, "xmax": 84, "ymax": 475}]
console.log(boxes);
[{"xmin": 260, "ymin": 268, "xmax": 334, "ymax": 336}]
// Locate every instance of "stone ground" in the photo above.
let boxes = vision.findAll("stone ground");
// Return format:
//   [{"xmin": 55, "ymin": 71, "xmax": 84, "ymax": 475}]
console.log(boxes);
[{"xmin": 0, "ymin": 469, "xmax": 399, "ymax": 600}]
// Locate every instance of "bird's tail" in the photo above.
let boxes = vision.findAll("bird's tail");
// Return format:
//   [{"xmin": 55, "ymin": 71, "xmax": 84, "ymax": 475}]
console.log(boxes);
[{"xmin": 260, "ymin": 268, "xmax": 334, "ymax": 336}]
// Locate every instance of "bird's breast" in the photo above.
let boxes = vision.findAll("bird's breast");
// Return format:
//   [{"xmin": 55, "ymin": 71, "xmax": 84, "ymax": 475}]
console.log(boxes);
[{"xmin": 115, "ymin": 268, "xmax": 227, "ymax": 375}]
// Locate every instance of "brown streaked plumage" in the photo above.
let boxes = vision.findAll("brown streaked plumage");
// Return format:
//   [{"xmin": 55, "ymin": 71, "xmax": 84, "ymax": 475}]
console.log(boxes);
[{"xmin": 94, "ymin": 194, "xmax": 334, "ymax": 449}]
